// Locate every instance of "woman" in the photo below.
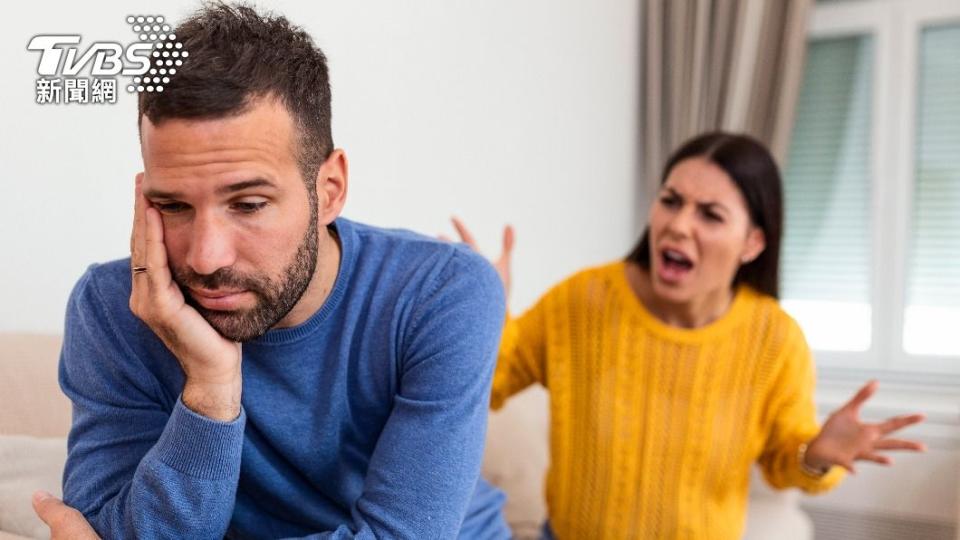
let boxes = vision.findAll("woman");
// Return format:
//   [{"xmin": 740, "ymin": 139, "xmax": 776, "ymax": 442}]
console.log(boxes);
[{"xmin": 452, "ymin": 132, "xmax": 925, "ymax": 539}]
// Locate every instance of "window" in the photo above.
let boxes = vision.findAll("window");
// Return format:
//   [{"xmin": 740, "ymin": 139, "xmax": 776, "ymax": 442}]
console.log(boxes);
[
  {"xmin": 903, "ymin": 23, "xmax": 960, "ymax": 357},
  {"xmin": 782, "ymin": 0, "xmax": 960, "ymax": 374},
  {"xmin": 782, "ymin": 35, "xmax": 874, "ymax": 353}
]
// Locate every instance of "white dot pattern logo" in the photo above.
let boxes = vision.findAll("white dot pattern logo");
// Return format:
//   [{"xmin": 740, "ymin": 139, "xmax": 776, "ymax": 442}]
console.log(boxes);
[{"xmin": 125, "ymin": 14, "xmax": 188, "ymax": 94}]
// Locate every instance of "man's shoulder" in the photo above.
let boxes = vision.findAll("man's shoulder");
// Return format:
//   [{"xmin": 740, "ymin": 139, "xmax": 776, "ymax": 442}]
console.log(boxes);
[
  {"xmin": 342, "ymin": 218, "xmax": 500, "ymax": 293},
  {"xmin": 345, "ymin": 218, "xmax": 462, "ymax": 260},
  {"xmin": 70, "ymin": 258, "xmax": 134, "ymax": 310},
  {"xmin": 63, "ymin": 258, "xmax": 168, "ymax": 381}
]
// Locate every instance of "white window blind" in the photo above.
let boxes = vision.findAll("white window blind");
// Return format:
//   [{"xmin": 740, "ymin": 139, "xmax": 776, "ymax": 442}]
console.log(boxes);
[
  {"xmin": 781, "ymin": 35, "xmax": 874, "ymax": 352},
  {"xmin": 903, "ymin": 23, "xmax": 960, "ymax": 357}
]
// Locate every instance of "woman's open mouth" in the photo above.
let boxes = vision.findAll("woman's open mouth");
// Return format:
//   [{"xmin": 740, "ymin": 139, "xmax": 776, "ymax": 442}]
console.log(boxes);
[{"xmin": 657, "ymin": 248, "xmax": 695, "ymax": 284}]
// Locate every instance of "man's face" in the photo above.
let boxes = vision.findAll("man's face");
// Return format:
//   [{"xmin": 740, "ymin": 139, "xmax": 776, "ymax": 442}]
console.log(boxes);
[{"xmin": 140, "ymin": 97, "xmax": 319, "ymax": 342}]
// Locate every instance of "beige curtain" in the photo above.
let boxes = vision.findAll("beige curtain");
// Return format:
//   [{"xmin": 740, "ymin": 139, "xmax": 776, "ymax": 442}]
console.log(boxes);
[{"xmin": 640, "ymin": 0, "xmax": 813, "ymax": 199}]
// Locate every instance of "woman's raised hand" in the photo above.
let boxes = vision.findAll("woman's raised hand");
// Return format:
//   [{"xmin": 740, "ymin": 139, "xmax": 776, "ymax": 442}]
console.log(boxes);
[
  {"xmin": 805, "ymin": 381, "xmax": 926, "ymax": 474},
  {"xmin": 445, "ymin": 217, "xmax": 514, "ymax": 300}
]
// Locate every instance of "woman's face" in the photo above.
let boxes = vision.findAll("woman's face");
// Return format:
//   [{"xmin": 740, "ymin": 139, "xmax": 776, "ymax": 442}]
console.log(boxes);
[{"xmin": 647, "ymin": 157, "xmax": 766, "ymax": 306}]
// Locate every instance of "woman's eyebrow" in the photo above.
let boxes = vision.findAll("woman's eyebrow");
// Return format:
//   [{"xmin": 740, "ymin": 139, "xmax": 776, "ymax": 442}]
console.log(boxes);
[
  {"xmin": 663, "ymin": 186, "xmax": 731, "ymax": 214},
  {"xmin": 697, "ymin": 201, "xmax": 730, "ymax": 214}
]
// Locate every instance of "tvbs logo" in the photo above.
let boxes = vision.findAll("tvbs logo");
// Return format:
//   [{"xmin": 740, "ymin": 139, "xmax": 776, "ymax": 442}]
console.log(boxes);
[
  {"xmin": 27, "ymin": 35, "xmax": 152, "ymax": 77},
  {"xmin": 27, "ymin": 15, "xmax": 186, "ymax": 104}
]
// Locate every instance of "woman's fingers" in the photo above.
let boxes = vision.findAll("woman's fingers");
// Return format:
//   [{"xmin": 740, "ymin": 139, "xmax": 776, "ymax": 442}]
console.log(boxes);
[
  {"xmin": 860, "ymin": 453, "xmax": 893, "ymax": 466},
  {"xmin": 496, "ymin": 225, "xmax": 515, "ymax": 272},
  {"xmin": 842, "ymin": 380, "xmax": 879, "ymax": 412},
  {"xmin": 878, "ymin": 413, "xmax": 926, "ymax": 436},
  {"xmin": 874, "ymin": 438, "xmax": 926, "ymax": 452},
  {"xmin": 836, "ymin": 459, "xmax": 856, "ymax": 474},
  {"xmin": 451, "ymin": 216, "xmax": 479, "ymax": 250},
  {"xmin": 501, "ymin": 225, "xmax": 515, "ymax": 257},
  {"xmin": 449, "ymin": 218, "xmax": 515, "ymax": 285}
]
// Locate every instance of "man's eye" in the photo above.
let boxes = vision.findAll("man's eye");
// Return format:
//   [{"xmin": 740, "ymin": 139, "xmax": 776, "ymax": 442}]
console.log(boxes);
[
  {"xmin": 155, "ymin": 202, "xmax": 189, "ymax": 214},
  {"xmin": 232, "ymin": 201, "xmax": 268, "ymax": 214}
]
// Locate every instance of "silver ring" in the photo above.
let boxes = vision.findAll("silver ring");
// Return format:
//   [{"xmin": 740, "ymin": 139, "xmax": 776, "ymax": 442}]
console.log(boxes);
[{"xmin": 131, "ymin": 266, "xmax": 148, "ymax": 275}]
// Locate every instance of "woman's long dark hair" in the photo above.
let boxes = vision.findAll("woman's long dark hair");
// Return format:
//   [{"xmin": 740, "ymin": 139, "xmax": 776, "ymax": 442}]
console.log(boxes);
[{"xmin": 626, "ymin": 132, "xmax": 784, "ymax": 298}]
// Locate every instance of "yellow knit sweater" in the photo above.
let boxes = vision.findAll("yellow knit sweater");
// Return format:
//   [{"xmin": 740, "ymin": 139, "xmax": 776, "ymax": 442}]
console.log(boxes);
[{"xmin": 491, "ymin": 261, "xmax": 844, "ymax": 539}]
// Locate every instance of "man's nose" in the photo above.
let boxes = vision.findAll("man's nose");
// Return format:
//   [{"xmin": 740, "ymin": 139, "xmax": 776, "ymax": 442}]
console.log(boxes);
[{"xmin": 185, "ymin": 212, "xmax": 236, "ymax": 276}]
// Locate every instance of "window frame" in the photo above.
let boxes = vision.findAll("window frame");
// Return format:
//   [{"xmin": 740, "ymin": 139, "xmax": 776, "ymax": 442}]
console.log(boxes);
[{"xmin": 795, "ymin": 0, "xmax": 960, "ymax": 386}]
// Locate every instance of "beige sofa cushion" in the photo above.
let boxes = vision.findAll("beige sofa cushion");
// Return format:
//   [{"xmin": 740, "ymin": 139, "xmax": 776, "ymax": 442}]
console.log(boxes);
[
  {"xmin": 0, "ymin": 435, "xmax": 67, "ymax": 539},
  {"xmin": 0, "ymin": 333, "xmax": 70, "ymax": 438},
  {"xmin": 482, "ymin": 387, "xmax": 549, "ymax": 539}
]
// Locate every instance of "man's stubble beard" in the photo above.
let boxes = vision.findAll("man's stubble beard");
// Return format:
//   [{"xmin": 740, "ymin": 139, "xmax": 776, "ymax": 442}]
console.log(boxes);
[{"xmin": 173, "ymin": 199, "xmax": 320, "ymax": 342}]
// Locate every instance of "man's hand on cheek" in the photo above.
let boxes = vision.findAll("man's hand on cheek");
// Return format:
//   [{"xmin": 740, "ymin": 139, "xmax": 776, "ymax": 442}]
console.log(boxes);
[{"xmin": 129, "ymin": 173, "xmax": 243, "ymax": 421}]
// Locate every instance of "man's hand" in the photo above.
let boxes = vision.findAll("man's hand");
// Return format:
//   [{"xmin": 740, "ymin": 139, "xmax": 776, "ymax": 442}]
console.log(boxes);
[
  {"xmin": 805, "ymin": 380, "xmax": 926, "ymax": 474},
  {"xmin": 129, "ymin": 173, "xmax": 242, "ymax": 421},
  {"xmin": 32, "ymin": 491, "xmax": 100, "ymax": 540}
]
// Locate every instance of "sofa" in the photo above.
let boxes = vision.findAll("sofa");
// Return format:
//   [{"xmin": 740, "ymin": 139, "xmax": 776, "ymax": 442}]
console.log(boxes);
[
  {"xmin": 0, "ymin": 334, "xmax": 71, "ymax": 540},
  {"xmin": 0, "ymin": 332, "xmax": 812, "ymax": 539}
]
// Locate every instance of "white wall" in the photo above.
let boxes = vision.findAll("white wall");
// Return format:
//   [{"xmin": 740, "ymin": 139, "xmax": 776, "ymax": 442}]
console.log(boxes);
[
  {"xmin": 2, "ymin": 1, "xmax": 957, "ymax": 536},
  {"xmin": 0, "ymin": 0, "xmax": 641, "ymax": 333}
]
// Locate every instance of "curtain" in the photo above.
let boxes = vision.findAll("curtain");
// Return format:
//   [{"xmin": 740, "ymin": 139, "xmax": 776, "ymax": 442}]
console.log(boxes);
[{"xmin": 639, "ymin": 0, "xmax": 813, "ymax": 200}]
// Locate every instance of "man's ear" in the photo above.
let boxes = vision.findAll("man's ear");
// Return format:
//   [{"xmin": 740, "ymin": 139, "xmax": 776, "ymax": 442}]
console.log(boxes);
[
  {"xmin": 314, "ymin": 149, "xmax": 348, "ymax": 225},
  {"xmin": 741, "ymin": 226, "xmax": 766, "ymax": 265}
]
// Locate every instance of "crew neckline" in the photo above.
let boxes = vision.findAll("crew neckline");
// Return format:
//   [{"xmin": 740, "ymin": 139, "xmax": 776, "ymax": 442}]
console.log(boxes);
[{"xmin": 611, "ymin": 260, "xmax": 753, "ymax": 343}]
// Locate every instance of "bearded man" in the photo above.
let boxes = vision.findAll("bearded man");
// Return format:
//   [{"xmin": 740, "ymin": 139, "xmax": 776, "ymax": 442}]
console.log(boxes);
[{"xmin": 36, "ymin": 4, "xmax": 510, "ymax": 539}]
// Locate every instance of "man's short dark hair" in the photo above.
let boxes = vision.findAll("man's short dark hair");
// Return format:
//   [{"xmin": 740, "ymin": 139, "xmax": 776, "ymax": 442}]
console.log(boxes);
[{"xmin": 138, "ymin": 2, "xmax": 333, "ymax": 186}]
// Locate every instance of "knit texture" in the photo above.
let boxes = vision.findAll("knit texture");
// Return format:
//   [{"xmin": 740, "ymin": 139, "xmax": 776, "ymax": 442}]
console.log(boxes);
[
  {"xmin": 60, "ymin": 217, "xmax": 510, "ymax": 539},
  {"xmin": 491, "ymin": 261, "xmax": 844, "ymax": 539}
]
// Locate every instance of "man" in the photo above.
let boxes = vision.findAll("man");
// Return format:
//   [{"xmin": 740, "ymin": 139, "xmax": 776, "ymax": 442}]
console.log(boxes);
[{"xmin": 36, "ymin": 4, "xmax": 510, "ymax": 538}]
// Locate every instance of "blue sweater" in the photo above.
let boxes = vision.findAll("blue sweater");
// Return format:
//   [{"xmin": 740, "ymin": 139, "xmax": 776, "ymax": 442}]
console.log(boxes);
[{"xmin": 59, "ymin": 217, "xmax": 511, "ymax": 539}]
